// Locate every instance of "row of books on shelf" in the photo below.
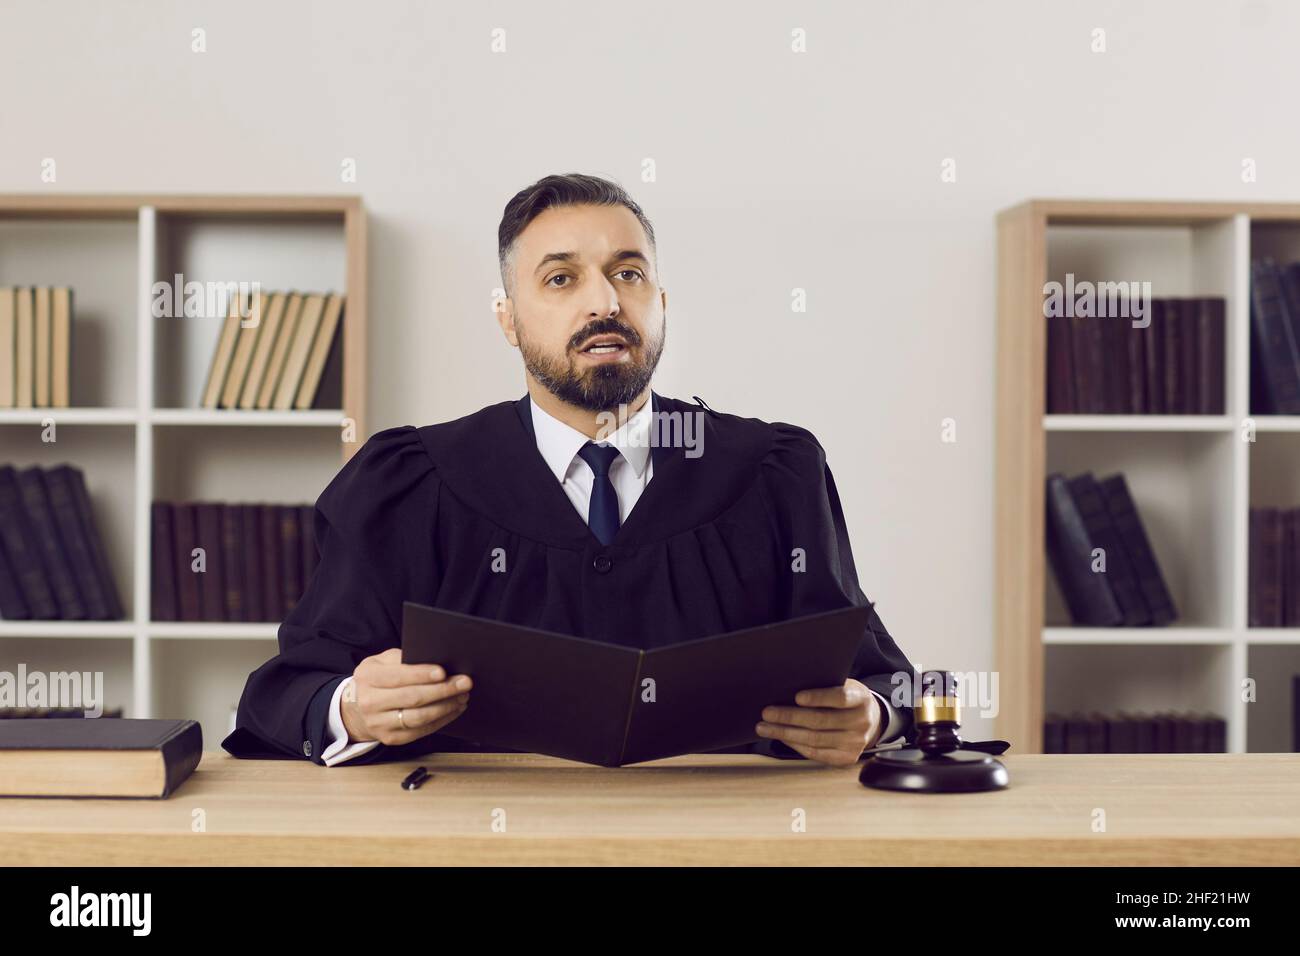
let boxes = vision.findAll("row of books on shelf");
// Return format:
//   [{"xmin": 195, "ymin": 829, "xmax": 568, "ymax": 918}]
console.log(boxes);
[
  {"xmin": 1043, "ymin": 711, "xmax": 1227, "ymax": 753},
  {"xmin": 1251, "ymin": 258, "xmax": 1300, "ymax": 413},
  {"xmin": 1045, "ymin": 471, "xmax": 1178, "ymax": 626},
  {"xmin": 201, "ymin": 290, "xmax": 344, "ymax": 411},
  {"xmin": 152, "ymin": 500, "xmax": 317, "ymax": 622},
  {"xmin": 1247, "ymin": 506, "xmax": 1300, "ymax": 626},
  {"xmin": 0, "ymin": 287, "xmax": 74, "ymax": 409},
  {"xmin": 1046, "ymin": 297, "xmax": 1225, "ymax": 414},
  {"xmin": 0, "ymin": 464, "xmax": 123, "ymax": 621}
]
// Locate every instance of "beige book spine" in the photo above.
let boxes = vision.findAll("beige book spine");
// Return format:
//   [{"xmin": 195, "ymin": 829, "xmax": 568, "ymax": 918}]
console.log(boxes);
[
  {"xmin": 274, "ymin": 294, "xmax": 324, "ymax": 410},
  {"xmin": 51, "ymin": 287, "xmax": 71, "ymax": 408},
  {"xmin": 34, "ymin": 286, "xmax": 50, "ymax": 407},
  {"xmin": 220, "ymin": 291, "xmax": 268, "ymax": 408},
  {"xmin": 15, "ymin": 287, "xmax": 33, "ymax": 408},
  {"xmin": 200, "ymin": 295, "xmax": 244, "ymax": 409},
  {"xmin": 295, "ymin": 293, "xmax": 345, "ymax": 409},
  {"xmin": 257, "ymin": 292, "xmax": 303, "ymax": 409},
  {"xmin": 0, "ymin": 288, "xmax": 13, "ymax": 408},
  {"xmin": 238, "ymin": 292, "xmax": 286, "ymax": 409}
]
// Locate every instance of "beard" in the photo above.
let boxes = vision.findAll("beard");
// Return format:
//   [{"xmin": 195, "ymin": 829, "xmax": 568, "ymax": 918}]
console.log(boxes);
[{"xmin": 516, "ymin": 314, "xmax": 665, "ymax": 412}]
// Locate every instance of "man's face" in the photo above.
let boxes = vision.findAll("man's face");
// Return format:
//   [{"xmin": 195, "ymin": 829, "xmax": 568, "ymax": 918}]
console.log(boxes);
[{"xmin": 499, "ymin": 203, "xmax": 666, "ymax": 412}]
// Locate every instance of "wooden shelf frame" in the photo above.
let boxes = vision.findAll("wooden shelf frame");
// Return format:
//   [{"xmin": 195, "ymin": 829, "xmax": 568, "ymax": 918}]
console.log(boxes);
[
  {"xmin": 0, "ymin": 193, "xmax": 367, "ymax": 743},
  {"xmin": 996, "ymin": 198, "xmax": 1300, "ymax": 755}
]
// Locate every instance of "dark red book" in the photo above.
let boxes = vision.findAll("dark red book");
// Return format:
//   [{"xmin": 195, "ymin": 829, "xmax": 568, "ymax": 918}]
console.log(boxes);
[
  {"xmin": 279, "ymin": 505, "xmax": 302, "ymax": 617},
  {"xmin": 240, "ymin": 504, "xmax": 265, "ymax": 622},
  {"xmin": 221, "ymin": 504, "xmax": 245, "ymax": 623},
  {"xmin": 150, "ymin": 502, "xmax": 177, "ymax": 621},
  {"xmin": 194, "ymin": 504, "xmax": 225, "ymax": 622},
  {"xmin": 172, "ymin": 503, "xmax": 201, "ymax": 622}
]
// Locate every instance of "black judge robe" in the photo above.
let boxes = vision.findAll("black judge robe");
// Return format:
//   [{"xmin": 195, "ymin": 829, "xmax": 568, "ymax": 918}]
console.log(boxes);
[{"xmin": 222, "ymin": 391, "xmax": 916, "ymax": 765}]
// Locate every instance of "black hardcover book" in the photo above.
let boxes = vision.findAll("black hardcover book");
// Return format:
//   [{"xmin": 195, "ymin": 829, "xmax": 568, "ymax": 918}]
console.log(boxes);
[
  {"xmin": 0, "ymin": 466, "xmax": 58, "ymax": 618},
  {"xmin": 1045, "ymin": 474, "xmax": 1123, "ymax": 626},
  {"xmin": 45, "ymin": 465, "xmax": 110, "ymax": 620},
  {"xmin": 1097, "ymin": 473, "xmax": 1177, "ymax": 625},
  {"xmin": 1067, "ymin": 473, "xmax": 1150, "ymax": 625},
  {"xmin": 0, "ymin": 718, "xmax": 201, "ymax": 798},
  {"xmin": 65, "ymin": 466, "xmax": 123, "ymax": 620},
  {"xmin": 0, "ymin": 532, "xmax": 30, "ymax": 619},
  {"xmin": 16, "ymin": 466, "xmax": 86, "ymax": 619},
  {"xmin": 1250, "ymin": 259, "xmax": 1300, "ymax": 413},
  {"xmin": 402, "ymin": 601, "xmax": 871, "ymax": 767}
]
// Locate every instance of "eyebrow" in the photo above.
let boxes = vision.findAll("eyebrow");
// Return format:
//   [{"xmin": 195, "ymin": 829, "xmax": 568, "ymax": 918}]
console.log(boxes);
[{"xmin": 533, "ymin": 249, "xmax": 650, "ymax": 276}]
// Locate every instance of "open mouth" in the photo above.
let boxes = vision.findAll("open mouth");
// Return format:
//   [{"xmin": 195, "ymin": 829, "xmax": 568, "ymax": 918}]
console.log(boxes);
[{"xmin": 577, "ymin": 336, "xmax": 630, "ymax": 356}]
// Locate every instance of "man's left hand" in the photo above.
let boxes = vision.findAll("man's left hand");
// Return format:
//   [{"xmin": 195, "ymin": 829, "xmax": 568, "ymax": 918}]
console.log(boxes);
[{"xmin": 756, "ymin": 678, "xmax": 883, "ymax": 766}]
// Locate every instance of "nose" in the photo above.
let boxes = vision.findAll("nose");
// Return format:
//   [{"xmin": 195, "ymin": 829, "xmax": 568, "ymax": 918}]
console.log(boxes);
[{"xmin": 581, "ymin": 270, "xmax": 621, "ymax": 319}]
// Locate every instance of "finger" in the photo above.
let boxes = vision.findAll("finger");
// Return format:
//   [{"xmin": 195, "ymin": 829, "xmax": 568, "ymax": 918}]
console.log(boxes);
[
  {"xmin": 759, "ymin": 704, "xmax": 866, "ymax": 731},
  {"xmin": 365, "ymin": 674, "xmax": 472, "ymax": 711},
  {"xmin": 390, "ymin": 692, "xmax": 470, "ymax": 731},
  {"xmin": 363, "ymin": 657, "xmax": 453, "ymax": 688},
  {"xmin": 756, "ymin": 721, "xmax": 868, "ymax": 752},
  {"xmin": 779, "ymin": 738, "xmax": 860, "ymax": 767},
  {"xmin": 794, "ymin": 681, "xmax": 869, "ymax": 709}
]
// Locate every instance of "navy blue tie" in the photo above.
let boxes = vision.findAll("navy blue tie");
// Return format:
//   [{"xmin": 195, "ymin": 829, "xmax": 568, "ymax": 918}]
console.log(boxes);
[{"xmin": 577, "ymin": 441, "xmax": 622, "ymax": 546}]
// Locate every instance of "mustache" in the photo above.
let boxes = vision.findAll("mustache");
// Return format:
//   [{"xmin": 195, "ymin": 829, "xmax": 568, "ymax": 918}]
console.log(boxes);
[{"xmin": 569, "ymin": 318, "xmax": 641, "ymax": 350}]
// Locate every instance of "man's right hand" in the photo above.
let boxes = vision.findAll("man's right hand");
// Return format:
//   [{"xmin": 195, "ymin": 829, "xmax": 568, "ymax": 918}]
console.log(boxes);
[{"xmin": 340, "ymin": 647, "xmax": 472, "ymax": 746}]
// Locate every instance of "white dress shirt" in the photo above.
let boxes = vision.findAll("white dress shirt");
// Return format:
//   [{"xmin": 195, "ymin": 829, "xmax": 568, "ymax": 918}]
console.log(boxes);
[{"xmin": 319, "ymin": 396, "xmax": 901, "ymax": 765}]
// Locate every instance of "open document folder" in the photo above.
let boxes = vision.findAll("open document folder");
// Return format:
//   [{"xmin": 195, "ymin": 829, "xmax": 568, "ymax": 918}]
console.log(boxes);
[{"xmin": 401, "ymin": 600, "xmax": 870, "ymax": 767}]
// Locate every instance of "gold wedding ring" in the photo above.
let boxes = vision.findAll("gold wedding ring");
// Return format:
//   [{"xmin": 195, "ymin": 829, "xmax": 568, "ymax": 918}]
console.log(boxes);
[{"xmin": 397, "ymin": 709, "xmax": 406, "ymax": 729}]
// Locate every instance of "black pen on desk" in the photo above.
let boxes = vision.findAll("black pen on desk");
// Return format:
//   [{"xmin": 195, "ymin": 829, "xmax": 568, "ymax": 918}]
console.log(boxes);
[{"xmin": 401, "ymin": 766, "xmax": 432, "ymax": 790}]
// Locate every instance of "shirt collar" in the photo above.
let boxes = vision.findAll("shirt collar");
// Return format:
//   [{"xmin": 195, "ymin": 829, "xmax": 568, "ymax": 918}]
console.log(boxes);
[{"xmin": 529, "ymin": 395, "xmax": 653, "ymax": 482}]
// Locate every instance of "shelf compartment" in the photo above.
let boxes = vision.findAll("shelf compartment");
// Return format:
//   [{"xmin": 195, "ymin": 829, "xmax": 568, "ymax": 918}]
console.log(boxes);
[
  {"xmin": 1045, "ymin": 429, "xmax": 1236, "ymax": 630},
  {"xmin": 0, "ymin": 216, "xmax": 140, "ymax": 409}
]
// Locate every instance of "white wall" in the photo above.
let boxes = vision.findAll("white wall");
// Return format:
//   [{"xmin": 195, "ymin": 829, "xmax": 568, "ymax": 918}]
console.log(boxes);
[{"xmin": 5, "ymin": 0, "xmax": 1300, "ymax": 740}]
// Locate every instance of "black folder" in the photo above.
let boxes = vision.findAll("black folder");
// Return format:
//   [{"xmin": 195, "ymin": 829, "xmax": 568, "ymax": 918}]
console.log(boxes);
[{"xmin": 401, "ymin": 601, "xmax": 871, "ymax": 767}]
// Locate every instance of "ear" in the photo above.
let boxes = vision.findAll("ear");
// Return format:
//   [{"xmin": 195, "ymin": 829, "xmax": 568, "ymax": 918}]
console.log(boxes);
[
  {"xmin": 495, "ymin": 294, "xmax": 519, "ymax": 347},
  {"xmin": 660, "ymin": 286, "xmax": 668, "ymax": 315}
]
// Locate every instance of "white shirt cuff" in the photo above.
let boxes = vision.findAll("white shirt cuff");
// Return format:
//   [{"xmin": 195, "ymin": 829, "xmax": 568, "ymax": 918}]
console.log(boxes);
[
  {"xmin": 321, "ymin": 676, "xmax": 381, "ymax": 766},
  {"xmin": 868, "ymin": 688, "xmax": 904, "ymax": 745}
]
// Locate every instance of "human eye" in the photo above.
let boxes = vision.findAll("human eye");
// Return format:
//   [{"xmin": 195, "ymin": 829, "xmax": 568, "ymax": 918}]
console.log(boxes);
[
  {"xmin": 615, "ymin": 269, "xmax": 643, "ymax": 282},
  {"xmin": 546, "ymin": 273, "xmax": 572, "ymax": 288}
]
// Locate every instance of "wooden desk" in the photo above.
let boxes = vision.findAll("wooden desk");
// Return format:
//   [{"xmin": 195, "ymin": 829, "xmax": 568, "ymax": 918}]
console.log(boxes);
[{"xmin": 2, "ymin": 752, "xmax": 1298, "ymax": 865}]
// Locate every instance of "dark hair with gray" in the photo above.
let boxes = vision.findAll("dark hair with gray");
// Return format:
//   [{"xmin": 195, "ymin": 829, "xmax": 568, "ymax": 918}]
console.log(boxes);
[{"xmin": 498, "ymin": 173, "xmax": 657, "ymax": 298}]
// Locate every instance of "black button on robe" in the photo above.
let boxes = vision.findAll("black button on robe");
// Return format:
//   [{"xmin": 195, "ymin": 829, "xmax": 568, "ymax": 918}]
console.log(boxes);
[{"xmin": 222, "ymin": 392, "xmax": 915, "ymax": 764}]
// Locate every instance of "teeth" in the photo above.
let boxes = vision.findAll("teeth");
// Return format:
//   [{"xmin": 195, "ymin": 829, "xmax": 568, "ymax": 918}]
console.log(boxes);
[{"xmin": 587, "ymin": 344, "xmax": 620, "ymax": 353}]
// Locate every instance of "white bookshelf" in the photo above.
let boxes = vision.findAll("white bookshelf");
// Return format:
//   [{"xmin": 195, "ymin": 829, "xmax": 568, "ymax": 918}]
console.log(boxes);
[
  {"xmin": 0, "ymin": 195, "xmax": 367, "ymax": 751},
  {"xmin": 998, "ymin": 202, "xmax": 1300, "ymax": 755}
]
